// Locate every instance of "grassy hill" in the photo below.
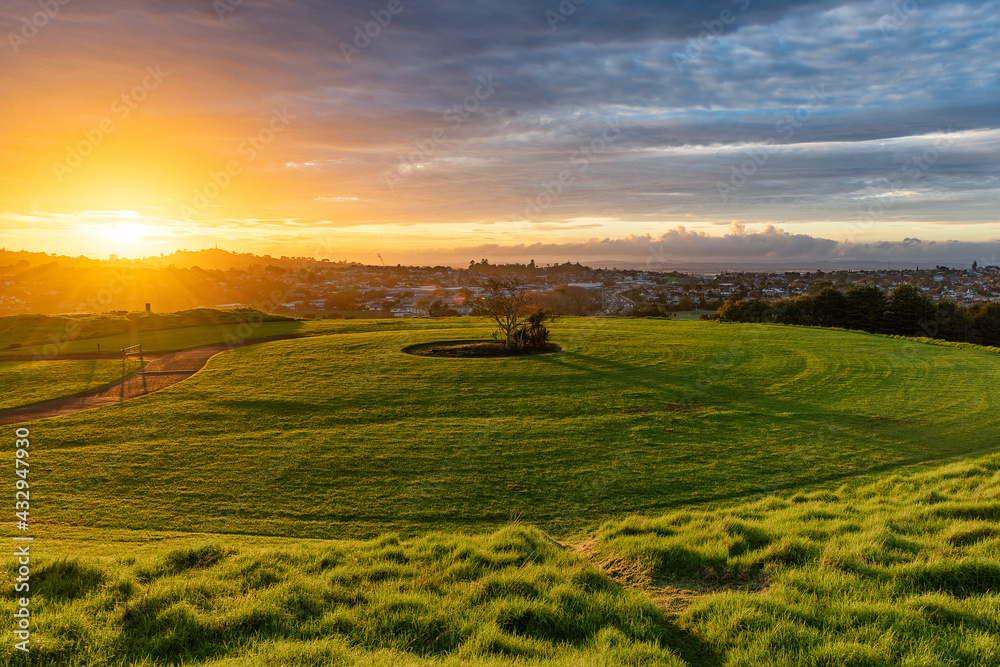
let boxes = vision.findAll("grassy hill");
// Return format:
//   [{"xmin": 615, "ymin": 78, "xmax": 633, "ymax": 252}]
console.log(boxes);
[
  {"xmin": 0, "ymin": 313, "xmax": 414, "ymax": 360},
  {"xmin": 5, "ymin": 317, "xmax": 1000, "ymax": 664},
  {"xmin": 27, "ymin": 318, "xmax": 1000, "ymax": 538},
  {"xmin": 5, "ymin": 445, "xmax": 999, "ymax": 665},
  {"xmin": 0, "ymin": 309, "xmax": 299, "ymax": 358},
  {"xmin": 0, "ymin": 359, "xmax": 136, "ymax": 410}
]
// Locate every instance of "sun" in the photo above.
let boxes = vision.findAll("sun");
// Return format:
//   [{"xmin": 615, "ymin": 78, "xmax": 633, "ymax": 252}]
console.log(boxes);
[
  {"xmin": 103, "ymin": 213, "xmax": 149, "ymax": 245},
  {"xmin": 77, "ymin": 210, "xmax": 164, "ymax": 256},
  {"xmin": 105, "ymin": 222, "xmax": 148, "ymax": 245}
]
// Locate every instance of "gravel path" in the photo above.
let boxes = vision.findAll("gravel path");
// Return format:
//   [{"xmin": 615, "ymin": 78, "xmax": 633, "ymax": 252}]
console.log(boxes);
[{"xmin": 0, "ymin": 334, "xmax": 307, "ymax": 426}]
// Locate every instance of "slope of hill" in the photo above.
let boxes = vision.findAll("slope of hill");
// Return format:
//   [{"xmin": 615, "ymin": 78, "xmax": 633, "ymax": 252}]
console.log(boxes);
[
  {"xmin": 0, "ymin": 309, "xmax": 295, "ymax": 353},
  {"xmin": 27, "ymin": 318, "xmax": 1000, "ymax": 538},
  {"xmin": 6, "ymin": 318, "xmax": 999, "ymax": 665},
  {"xmin": 6, "ymin": 444, "xmax": 999, "ymax": 665},
  {"xmin": 0, "ymin": 359, "xmax": 132, "ymax": 410}
]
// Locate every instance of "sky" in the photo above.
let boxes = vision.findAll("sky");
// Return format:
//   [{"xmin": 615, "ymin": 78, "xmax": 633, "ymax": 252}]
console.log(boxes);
[{"xmin": 1, "ymin": 0, "xmax": 998, "ymax": 267}]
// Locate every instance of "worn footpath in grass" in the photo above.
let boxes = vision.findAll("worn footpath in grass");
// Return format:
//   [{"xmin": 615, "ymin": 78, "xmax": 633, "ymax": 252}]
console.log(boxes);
[
  {"xmin": 25, "ymin": 318, "xmax": 1000, "ymax": 539},
  {"xmin": 0, "ymin": 359, "xmax": 137, "ymax": 410},
  {"xmin": 590, "ymin": 450, "xmax": 1000, "ymax": 666}
]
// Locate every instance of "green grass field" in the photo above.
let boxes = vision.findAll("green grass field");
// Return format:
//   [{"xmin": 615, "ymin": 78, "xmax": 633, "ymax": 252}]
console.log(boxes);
[
  {"xmin": 5, "ymin": 444, "xmax": 999, "ymax": 665},
  {"xmin": 0, "ymin": 310, "xmax": 298, "ymax": 354},
  {"xmin": 591, "ymin": 451, "xmax": 1000, "ymax": 666},
  {"xmin": 0, "ymin": 317, "xmax": 419, "ymax": 359},
  {"xmin": 0, "ymin": 321, "xmax": 308, "ymax": 358},
  {"xmin": 0, "ymin": 359, "xmax": 137, "ymax": 410},
  {"xmin": 4, "ymin": 316, "xmax": 1000, "ymax": 665},
  {"xmin": 26, "ymin": 318, "xmax": 1000, "ymax": 538}
]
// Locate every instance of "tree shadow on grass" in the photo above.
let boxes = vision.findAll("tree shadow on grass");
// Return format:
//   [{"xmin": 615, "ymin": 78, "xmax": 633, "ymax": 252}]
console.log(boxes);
[{"xmin": 402, "ymin": 339, "xmax": 561, "ymax": 358}]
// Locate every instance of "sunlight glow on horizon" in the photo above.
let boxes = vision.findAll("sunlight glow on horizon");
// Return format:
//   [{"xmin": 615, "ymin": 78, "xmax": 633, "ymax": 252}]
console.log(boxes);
[
  {"xmin": 103, "ymin": 220, "xmax": 150, "ymax": 246},
  {"xmin": 1, "ymin": 1, "xmax": 998, "ymax": 268}
]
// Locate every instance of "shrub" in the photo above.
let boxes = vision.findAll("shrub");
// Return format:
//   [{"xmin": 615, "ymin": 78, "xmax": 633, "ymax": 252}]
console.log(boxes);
[{"xmin": 510, "ymin": 311, "xmax": 552, "ymax": 351}]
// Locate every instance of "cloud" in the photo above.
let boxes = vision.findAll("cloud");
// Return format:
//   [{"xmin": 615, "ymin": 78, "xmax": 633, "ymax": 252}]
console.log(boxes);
[
  {"xmin": 408, "ymin": 225, "xmax": 1000, "ymax": 268},
  {"xmin": 1, "ymin": 0, "xmax": 998, "ymax": 254}
]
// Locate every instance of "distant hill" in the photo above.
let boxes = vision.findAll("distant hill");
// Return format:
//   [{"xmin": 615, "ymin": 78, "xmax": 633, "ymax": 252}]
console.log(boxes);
[{"xmin": 0, "ymin": 248, "xmax": 360, "ymax": 272}]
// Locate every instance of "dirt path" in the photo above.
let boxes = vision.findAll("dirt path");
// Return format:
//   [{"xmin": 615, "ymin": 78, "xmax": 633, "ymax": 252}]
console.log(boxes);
[{"xmin": 0, "ymin": 334, "xmax": 308, "ymax": 426}]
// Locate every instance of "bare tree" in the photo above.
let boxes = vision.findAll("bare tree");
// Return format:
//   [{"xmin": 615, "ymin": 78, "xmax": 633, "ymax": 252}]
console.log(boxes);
[{"xmin": 474, "ymin": 277, "xmax": 534, "ymax": 350}]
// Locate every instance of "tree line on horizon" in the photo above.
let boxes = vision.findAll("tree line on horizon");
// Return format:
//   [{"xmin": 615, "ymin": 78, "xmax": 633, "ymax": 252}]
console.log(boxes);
[{"xmin": 708, "ymin": 283, "xmax": 1000, "ymax": 347}]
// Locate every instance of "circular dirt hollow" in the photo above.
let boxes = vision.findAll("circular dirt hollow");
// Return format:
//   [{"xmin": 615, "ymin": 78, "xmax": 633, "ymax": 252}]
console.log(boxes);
[{"xmin": 402, "ymin": 340, "xmax": 561, "ymax": 358}]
